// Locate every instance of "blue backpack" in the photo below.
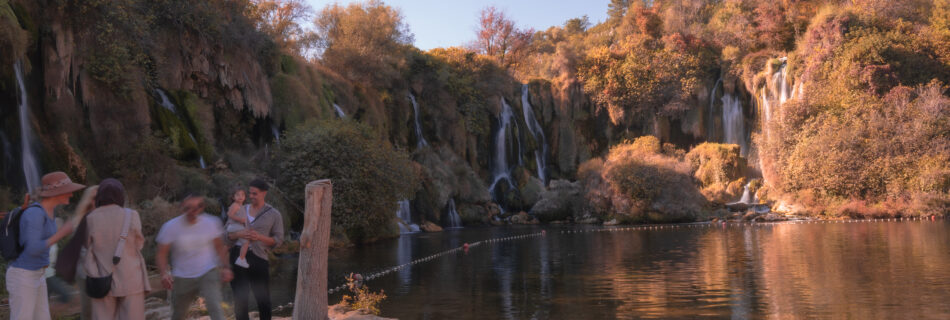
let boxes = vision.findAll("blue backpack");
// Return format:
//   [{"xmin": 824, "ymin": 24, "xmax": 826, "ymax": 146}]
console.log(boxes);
[{"xmin": 0, "ymin": 203, "xmax": 40, "ymax": 261}]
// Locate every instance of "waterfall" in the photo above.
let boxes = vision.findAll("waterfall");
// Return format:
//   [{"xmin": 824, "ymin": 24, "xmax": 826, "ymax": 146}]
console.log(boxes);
[
  {"xmin": 14, "ymin": 61, "xmax": 41, "ymax": 193},
  {"xmin": 271, "ymin": 124, "xmax": 280, "ymax": 144},
  {"xmin": 738, "ymin": 182, "xmax": 756, "ymax": 204},
  {"xmin": 445, "ymin": 198, "xmax": 462, "ymax": 228},
  {"xmin": 333, "ymin": 103, "xmax": 345, "ymax": 119},
  {"xmin": 774, "ymin": 58, "xmax": 791, "ymax": 105},
  {"xmin": 156, "ymin": 88, "xmax": 177, "ymax": 113},
  {"xmin": 154, "ymin": 89, "xmax": 207, "ymax": 169},
  {"xmin": 759, "ymin": 57, "xmax": 799, "ymax": 152},
  {"xmin": 488, "ymin": 98, "xmax": 517, "ymax": 197},
  {"xmin": 408, "ymin": 93, "xmax": 428, "ymax": 148},
  {"xmin": 721, "ymin": 93, "xmax": 746, "ymax": 155},
  {"xmin": 396, "ymin": 199, "xmax": 419, "ymax": 233},
  {"xmin": 521, "ymin": 85, "xmax": 547, "ymax": 185},
  {"xmin": 187, "ymin": 134, "xmax": 206, "ymax": 169}
]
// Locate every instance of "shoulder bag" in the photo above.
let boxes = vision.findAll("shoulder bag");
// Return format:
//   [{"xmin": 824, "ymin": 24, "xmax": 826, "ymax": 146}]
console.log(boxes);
[{"xmin": 85, "ymin": 209, "xmax": 133, "ymax": 298}]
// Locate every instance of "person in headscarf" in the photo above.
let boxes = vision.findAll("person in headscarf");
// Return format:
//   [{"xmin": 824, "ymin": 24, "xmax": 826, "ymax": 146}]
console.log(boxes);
[{"xmin": 81, "ymin": 178, "xmax": 151, "ymax": 319}]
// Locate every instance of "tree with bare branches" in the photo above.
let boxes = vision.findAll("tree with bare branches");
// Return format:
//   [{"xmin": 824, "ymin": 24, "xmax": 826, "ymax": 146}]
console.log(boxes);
[{"xmin": 474, "ymin": 6, "xmax": 534, "ymax": 69}]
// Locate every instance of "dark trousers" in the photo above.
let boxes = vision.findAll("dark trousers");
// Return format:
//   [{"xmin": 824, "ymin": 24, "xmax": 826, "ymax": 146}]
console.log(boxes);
[{"xmin": 230, "ymin": 246, "xmax": 271, "ymax": 320}]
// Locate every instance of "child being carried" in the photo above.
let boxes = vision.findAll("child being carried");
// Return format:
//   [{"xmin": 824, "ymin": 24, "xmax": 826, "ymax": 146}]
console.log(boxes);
[{"xmin": 225, "ymin": 187, "xmax": 251, "ymax": 268}]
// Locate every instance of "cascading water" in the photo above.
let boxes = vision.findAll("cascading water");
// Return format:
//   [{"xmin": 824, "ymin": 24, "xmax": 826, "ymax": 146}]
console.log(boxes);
[
  {"xmin": 271, "ymin": 124, "xmax": 280, "ymax": 144},
  {"xmin": 156, "ymin": 88, "xmax": 177, "ymax": 113},
  {"xmin": 488, "ymin": 98, "xmax": 518, "ymax": 198},
  {"xmin": 721, "ymin": 93, "xmax": 746, "ymax": 155},
  {"xmin": 408, "ymin": 93, "xmax": 428, "ymax": 148},
  {"xmin": 445, "ymin": 198, "xmax": 462, "ymax": 228},
  {"xmin": 155, "ymin": 88, "xmax": 207, "ymax": 169},
  {"xmin": 763, "ymin": 58, "xmax": 792, "ymax": 123},
  {"xmin": 14, "ymin": 61, "xmax": 41, "ymax": 193},
  {"xmin": 774, "ymin": 58, "xmax": 791, "ymax": 105},
  {"xmin": 520, "ymin": 85, "xmax": 548, "ymax": 185},
  {"xmin": 738, "ymin": 182, "xmax": 756, "ymax": 204},
  {"xmin": 333, "ymin": 103, "xmax": 346, "ymax": 119},
  {"xmin": 396, "ymin": 200, "xmax": 420, "ymax": 233},
  {"xmin": 187, "ymin": 134, "xmax": 206, "ymax": 169}
]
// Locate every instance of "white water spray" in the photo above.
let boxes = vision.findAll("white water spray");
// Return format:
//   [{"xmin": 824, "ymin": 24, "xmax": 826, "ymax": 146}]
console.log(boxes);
[
  {"xmin": 14, "ymin": 61, "xmax": 40, "ymax": 193},
  {"xmin": 488, "ymin": 98, "xmax": 517, "ymax": 195},
  {"xmin": 521, "ymin": 85, "xmax": 547, "ymax": 185},
  {"xmin": 408, "ymin": 93, "xmax": 428, "ymax": 148},
  {"xmin": 333, "ymin": 103, "xmax": 345, "ymax": 119},
  {"xmin": 721, "ymin": 93, "xmax": 746, "ymax": 155},
  {"xmin": 445, "ymin": 198, "xmax": 462, "ymax": 228},
  {"xmin": 396, "ymin": 199, "xmax": 420, "ymax": 233},
  {"xmin": 155, "ymin": 88, "xmax": 206, "ymax": 168}
]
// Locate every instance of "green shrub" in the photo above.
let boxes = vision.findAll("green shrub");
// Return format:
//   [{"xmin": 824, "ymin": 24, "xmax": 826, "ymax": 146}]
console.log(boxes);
[
  {"xmin": 582, "ymin": 136, "xmax": 707, "ymax": 223},
  {"xmin": 276, "ymin": 120, "xmax": 419, "ymax": 243},
  {"xmin": 685, "ymin": 143, "xmax": 746, "ymax": 203}
]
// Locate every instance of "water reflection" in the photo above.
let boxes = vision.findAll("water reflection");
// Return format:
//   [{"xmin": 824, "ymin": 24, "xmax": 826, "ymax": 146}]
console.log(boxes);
[
  {"xmin": 314, "ymin": 221, "xmax": 950, "ymax": 319},
  {"xmin": 396, "ymin": 234, "xmax": 411, "ymax": 291}
]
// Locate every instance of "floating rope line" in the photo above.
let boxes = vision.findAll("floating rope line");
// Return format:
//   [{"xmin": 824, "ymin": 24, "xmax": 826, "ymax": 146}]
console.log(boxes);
[
  {"xmin": 327, "ymin": 231, "xmax": 546, "ymax": 295},
  {"xmin": 326, "ymin": 215, "xmax": 944, "ymax": 295}
]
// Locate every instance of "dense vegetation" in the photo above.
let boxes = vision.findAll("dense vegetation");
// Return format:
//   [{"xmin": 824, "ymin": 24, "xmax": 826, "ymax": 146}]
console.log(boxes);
[
  {"xmin": 276, "ymin": 120, "xmax": 418, "ymax": 242},
  {"xmin": 0, "ymin": 0, "xmax": 947, "ymax": 246}
]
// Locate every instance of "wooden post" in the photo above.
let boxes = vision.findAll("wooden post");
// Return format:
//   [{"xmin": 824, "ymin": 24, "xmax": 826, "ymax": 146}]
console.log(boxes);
[{"xmin": 294, "ymin": 179, "xmax": 332, "ymax": 320}]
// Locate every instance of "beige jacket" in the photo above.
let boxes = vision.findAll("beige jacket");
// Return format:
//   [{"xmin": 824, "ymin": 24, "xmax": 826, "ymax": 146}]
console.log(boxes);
[{"xmin": 81, "ymin": 205, "xmax": 152, "ymax": 297}]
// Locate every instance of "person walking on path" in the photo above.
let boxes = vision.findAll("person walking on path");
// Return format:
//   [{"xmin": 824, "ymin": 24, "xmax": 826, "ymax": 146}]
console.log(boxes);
[
  {"xmin": 6, "ymin": 171, "xmax": 90, "ymax": 320},
  {"xmin": 81, "ymin": 178, "xmax": 151, "ymax": 319},
  {"xmin": 228, "ymin": 178, "xmax": 284, "ymax": 320},
  {"xmin": 156, "ymin": 194, "xmax": 234, "ymax": 320}
]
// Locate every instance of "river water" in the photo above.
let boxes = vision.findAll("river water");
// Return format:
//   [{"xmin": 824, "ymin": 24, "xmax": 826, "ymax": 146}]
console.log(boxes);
[{"xmin": 272, "ymin": 219, "xmax": 950, "ymax": 319}]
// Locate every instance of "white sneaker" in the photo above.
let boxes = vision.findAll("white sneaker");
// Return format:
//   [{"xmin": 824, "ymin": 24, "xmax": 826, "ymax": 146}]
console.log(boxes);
[{"xmin": 235, "ymin": 257, "xmax": 250, "ymax": 268}]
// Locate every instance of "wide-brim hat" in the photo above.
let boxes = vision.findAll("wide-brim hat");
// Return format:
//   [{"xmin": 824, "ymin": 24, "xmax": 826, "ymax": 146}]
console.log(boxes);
[{"xmin": 39, "ymin": 171, "xmax": 86, "ymax": 197}]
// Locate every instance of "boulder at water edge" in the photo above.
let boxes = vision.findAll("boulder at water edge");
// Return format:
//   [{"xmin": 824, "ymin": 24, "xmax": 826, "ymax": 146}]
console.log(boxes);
[
  {"xmin": 421, "ymin": 221, "xmax": 443, "ymax": 232},
  {"xmin": 530, "ymin": 179, "xmax": 584, "ymax": 222}
]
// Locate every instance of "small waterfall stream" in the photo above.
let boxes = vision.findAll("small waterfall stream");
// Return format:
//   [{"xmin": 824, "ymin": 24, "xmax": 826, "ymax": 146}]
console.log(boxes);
[
  {"xmin": 721, "ymin": 93, "xmax": 746, "ymax": 155},
  {"xmin": 154, "ymin": 88, "xmax": 207, "ymax": 169},
  {"xmin": 488, "ymin": 98, "xmax": 518, "ymax": 196},
  {"xmin": 333, "ymin": 103, "xmax": 346, "ymax": 119},
  {"xmin": 271, "ymin": 124, "xmax": 281, "ymax": 145},
  {"xmin": 521, "ymin": 85, "xmax": 548, "ymax": 185},
  {"xmin": 14, "ymin": 61, "xmax": 41, "ymax": 193},
  {"xmin": 445, "ymin": 198, "xmax": 462, "ymax": 228},
  {"xmin": 408, "ymin": 93, "xmax": 428, "ymax": 148},
  {"xmin": 187, "ymin": 134, "xmax": 206, "ymax": 169},
  {"xmin": 396, "ymin": 200, "xmax": 420, "ymax": 233},
  {"xmin": 738, "ymin": 182, "xmax": 756, "ymax": 204}
]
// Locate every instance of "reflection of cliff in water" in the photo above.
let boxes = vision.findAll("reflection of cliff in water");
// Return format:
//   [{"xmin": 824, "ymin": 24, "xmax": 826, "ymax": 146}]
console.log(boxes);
[{"xmin": 302, "ymin": 222, "xmax": 950, "ymax": 319}]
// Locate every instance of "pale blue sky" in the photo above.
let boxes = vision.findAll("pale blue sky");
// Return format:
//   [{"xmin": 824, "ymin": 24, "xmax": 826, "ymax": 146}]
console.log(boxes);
[{"xmin": 306, "ymin": 0, "xmax": 611, "ymax": 50}]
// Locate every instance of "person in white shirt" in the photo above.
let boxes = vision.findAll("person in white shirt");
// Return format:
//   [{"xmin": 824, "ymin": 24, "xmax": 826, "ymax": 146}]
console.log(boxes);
[{"xmin": 156, "ymin": 195, "xmax": 233, "ymax": 320}]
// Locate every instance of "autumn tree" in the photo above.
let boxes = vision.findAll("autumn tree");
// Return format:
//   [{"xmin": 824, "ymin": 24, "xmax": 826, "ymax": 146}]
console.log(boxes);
[
  {"xmin": 314, "ymin": 0, "xmax": 413, "ymax": 85},
  {"xmin": 475, "ymin": 6, "xmax": 534, "ymax": 69},
  {"xmin": 248, "ymin": 0, "xmax": 315, "ymax": 55},
  {"xmin": 608, "ymin": 0, "xmax": 630, "ymax": 23},
  {"xmin": 578, "ymin": 35, "xmax": 708, "ymax": 128},
  {"xmin": 564, "ymin": 15, "xmax": 591, "ymax": 34}
]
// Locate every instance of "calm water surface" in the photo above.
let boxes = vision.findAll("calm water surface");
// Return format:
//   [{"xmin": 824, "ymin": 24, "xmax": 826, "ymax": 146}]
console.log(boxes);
[{"xmin": 277, "ymin": 220, "xmax": 950, "ymax": 319}]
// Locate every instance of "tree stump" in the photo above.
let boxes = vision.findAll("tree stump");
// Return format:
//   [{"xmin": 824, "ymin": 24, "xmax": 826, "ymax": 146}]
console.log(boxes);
[{"xmin": 294, "ymin": 179, "xmax": 332, "ymax": 320}]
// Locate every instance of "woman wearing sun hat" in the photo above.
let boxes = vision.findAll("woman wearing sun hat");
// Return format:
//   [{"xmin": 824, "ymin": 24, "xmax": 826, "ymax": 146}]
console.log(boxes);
[{"xmin": 6, "ymin": 171, "xmax": 95, "ymax": 320}]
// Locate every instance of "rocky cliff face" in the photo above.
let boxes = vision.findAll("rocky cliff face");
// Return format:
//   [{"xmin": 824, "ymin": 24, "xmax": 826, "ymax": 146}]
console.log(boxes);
[{"xmin": 0, "ymin": 0, "xmax": 275, "ymax": 197}]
